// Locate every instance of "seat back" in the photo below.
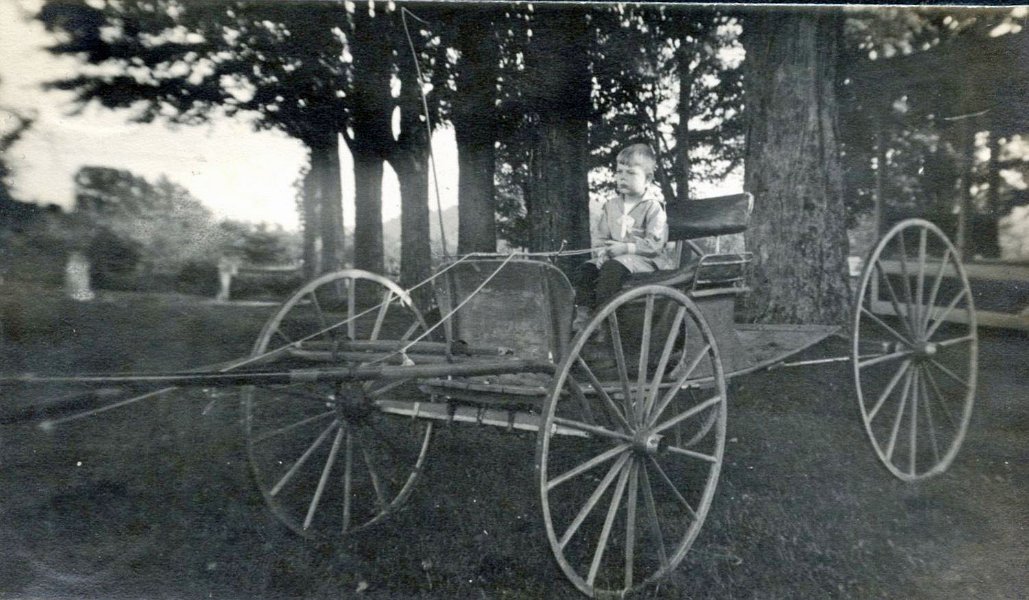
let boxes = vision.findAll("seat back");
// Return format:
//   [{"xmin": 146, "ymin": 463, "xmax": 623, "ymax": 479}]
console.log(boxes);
[
  {"xmin": 433, "ymin": 258, "xmax": 575, "ymax": 362},
  {"xmin": 667, "ymin": 193, "xmax": 754, "ymax": 290},
  {"xmin": 666, "ymin": 192, "xmax": 754, "ymax": 241}
]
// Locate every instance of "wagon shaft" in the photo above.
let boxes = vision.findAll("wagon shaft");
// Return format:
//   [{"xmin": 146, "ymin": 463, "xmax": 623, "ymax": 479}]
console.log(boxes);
[{"xmin": 1, "ymin": 358, "xmax": 555, "ymax": 389}]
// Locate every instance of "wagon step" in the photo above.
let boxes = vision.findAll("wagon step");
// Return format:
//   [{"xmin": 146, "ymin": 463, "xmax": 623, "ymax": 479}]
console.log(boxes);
[{"xmin": 375, "ymin": 399, "xmax": 587, "ymax": 437}]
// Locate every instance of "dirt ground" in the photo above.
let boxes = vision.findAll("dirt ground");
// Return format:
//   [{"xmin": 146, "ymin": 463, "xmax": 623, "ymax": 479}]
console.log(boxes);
[{"xmin": 0, "ymin": 288, "xmax": 1025, "ymax": 599}]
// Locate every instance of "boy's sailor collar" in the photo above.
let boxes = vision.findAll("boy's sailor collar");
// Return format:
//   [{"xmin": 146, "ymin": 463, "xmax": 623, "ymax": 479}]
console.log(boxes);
[{"xmin": 619, "ymin": 185, "xmax": 665, "ymax": 210}]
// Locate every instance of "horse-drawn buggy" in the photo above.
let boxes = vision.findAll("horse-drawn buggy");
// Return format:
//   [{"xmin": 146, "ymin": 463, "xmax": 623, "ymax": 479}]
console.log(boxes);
[{"xmin": 2, "ymin": 193, "xmax": 978, "ymax": 598}]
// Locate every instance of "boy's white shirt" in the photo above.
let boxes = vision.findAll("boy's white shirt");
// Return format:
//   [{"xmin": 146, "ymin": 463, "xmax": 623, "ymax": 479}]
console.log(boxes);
[{"xmin": 591, "ymin": 184, "xmax": 672, "ymax": 270}]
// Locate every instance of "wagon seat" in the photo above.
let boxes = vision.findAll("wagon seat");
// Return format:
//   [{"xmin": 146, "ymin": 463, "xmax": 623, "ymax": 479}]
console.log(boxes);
[{"xmin": 620, "ymin": 192, "xmax": 755, "ymax": 373}]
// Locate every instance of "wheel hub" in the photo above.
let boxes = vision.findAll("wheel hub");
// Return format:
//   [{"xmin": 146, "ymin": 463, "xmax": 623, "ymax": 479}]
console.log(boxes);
[
  {"xmin": 332, "ymin": 385, "xmax": 374, "ymax": 423},
  {"xmin": 914, "ymin": 341, "xmax": 938, "ymax": 360},
  {"xmin": 634, "ymin": 432, "xmax": 667, "ymax": 456}
]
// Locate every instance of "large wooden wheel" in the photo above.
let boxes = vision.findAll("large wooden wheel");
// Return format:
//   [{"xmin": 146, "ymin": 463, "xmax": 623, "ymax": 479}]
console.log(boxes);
[
  {"xmin": 242, "ymin": 270, "xmax": 433, "ymax": 539},
  {"xmin": 537, "ymin": 286, "xmax": 727, "ymax": 598},
  {"xmin": 853, "ymin": 219, "xmax": 977, "ymax": 481}
]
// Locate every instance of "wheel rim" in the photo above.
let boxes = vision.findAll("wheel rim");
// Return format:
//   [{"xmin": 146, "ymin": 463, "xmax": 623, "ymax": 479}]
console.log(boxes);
[
  {"xmin": 853, "ymin": 219, "xmax": 977, "ymax": 481},
  {"xmin": 538, "ymin": 286, "xmax": 727, "ymax": 597},
  {"xmin": 242, "ymin": 270, "xmax": 433, "ymax": 539}
]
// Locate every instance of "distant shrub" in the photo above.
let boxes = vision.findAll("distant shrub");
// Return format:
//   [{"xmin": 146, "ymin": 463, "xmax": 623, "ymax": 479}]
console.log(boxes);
[
  {"xmin": 176, "ymin": 260, "xmax": 220, "ymax": 297},
  {"xmin": 88, "ymin": 229, "xmax": 141, "ymax": 290},
  {"xmin": 230, "ymin": 270, "xmax": 304, "ymax": 301}
]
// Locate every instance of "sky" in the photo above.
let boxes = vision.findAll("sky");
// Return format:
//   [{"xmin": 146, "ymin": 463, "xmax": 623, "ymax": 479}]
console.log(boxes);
[{"xmin": 0, "ymin": 0, "xmax": 460, "ymax": 232}]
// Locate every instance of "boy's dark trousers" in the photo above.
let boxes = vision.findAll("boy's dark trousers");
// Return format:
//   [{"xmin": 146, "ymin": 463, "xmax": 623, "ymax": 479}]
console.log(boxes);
[{"xmin": 574, "ymin": 260, "xmax": 631, "ymax": 310}]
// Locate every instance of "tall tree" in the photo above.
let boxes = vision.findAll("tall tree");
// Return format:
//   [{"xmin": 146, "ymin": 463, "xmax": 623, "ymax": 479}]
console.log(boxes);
[
  {"xmin": 390, "ymin": 8, "xmax": 435, "ymax": 301},
  {"xmin": 523, "ymin": 5, "xmax": 591, "ymax": 269},
  {"xmin": 449, "ymin": 6, "xmax": 501, "ymax": 253},
  {"xmin": 740, "ymin": 8, "xmax": 852, "ymax": 324},
  {"xmin": 344, "ymin": 2, "xmax": 393, "ymax": 275}
]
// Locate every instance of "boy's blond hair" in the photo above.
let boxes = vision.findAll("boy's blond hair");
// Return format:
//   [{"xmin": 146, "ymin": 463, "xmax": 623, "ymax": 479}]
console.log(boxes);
[{"xmin": 616, "ymin": 143, "xmax": 657, "ymax": 180}]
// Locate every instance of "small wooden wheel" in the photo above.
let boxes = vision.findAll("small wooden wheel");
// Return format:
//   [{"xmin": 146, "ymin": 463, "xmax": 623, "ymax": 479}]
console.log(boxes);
[
  {"xmin": 537, "ymin": 285, "xmax": 727, "ymax": 598},
  {"xmin": 242, "ymin": 270, "xmax": 432, "ymax": 539},
  {"xmin": 853, "ymin": 219, "xmax": 977, "ymax": 481}
]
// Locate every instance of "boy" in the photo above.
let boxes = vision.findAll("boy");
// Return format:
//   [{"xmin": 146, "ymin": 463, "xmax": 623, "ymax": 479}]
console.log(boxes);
[{"xmin": 573, "ymin": 143, "xmax": 671, "ymax": 332}]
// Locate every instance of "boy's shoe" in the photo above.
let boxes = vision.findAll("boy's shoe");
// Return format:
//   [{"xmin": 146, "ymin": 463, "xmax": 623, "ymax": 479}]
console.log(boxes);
[{"xmin": 572, "ymin": 307, "xmax": 592, "ymax": 334}]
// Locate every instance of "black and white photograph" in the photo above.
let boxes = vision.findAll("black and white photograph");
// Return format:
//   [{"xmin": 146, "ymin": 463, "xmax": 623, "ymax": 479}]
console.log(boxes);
[{"xmin": 0, "ymin": 1, "xmax": 1026, "ymax": 598}]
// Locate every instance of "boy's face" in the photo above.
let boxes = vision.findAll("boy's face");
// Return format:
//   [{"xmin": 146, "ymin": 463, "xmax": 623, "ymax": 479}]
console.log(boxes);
[{"xmin": 615, "ymin": 159, "xmax": 651, "ymax": 199}]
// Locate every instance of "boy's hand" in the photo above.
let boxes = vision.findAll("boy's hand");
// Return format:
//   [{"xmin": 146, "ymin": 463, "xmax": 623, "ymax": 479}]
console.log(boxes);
[{"xmin": 605, "ymin": 241, "xmax": 629, "ymax": 257}]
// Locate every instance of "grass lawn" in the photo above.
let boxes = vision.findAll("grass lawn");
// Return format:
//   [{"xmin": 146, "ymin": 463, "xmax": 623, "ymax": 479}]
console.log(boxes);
[{"xmin": 0, "ymin": 285, "xmax": 1025, "ymax": 598}]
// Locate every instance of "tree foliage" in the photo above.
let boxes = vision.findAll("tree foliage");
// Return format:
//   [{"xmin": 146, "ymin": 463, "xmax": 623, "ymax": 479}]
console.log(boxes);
[
  {"xmin": 73, "ymin": 166, "xmax": 229, "ymax": 274},
  {"xmin": 839, "ymin": 6, "xmax": 1028, "ymax": 258}
]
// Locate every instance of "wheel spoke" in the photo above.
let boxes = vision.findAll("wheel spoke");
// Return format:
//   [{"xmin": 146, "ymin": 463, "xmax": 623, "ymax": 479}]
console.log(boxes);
[
  {"xmin": 935, "ymin": 334, "xmax": 975, "ymax": 348},
  {"xmin": 867, "ymin": 359, "xmax": 912, "ymax": 422},
  {"xmin": 909, "ymin": 370, "xmax": 920, "ymax": 476},
  {"xmin": 875, "ymin": 261, "xmax": 914, "ymax": 339},
  {"xmin": 664, "ymin": 445, "xmax": 718, "ymax": 463},
  {"xmin": 308, "ymin": 289, "xmax": 335, "ymax": 334},
  {"xmin": 915, "ymin": 227, "xmax": 928, "ymax": 335},
  {"xmin": 346, "ymin": 278, "xmax": 356, "ymax": 340},
  {"xmin": 860, "ymin": 306, "xmax": 912, "ymax": 347},
  {"xmin": 558, "ymin": 453, "xmax": 631, "ymax": 550},
  {"xmin": 586, "ymin": 458, "xmax": 632, "ymax": 587},
  {"xmin": 918, "ymin": 366, "xmax": 941, "ymax": 465},
  {"xmin": 885, "ymin": 370, "xmax": 914, "ymax": 462},
  {"xmin": 575, "ymin": 357, "xmax": 632, "ymax": 432},
  {"xmin": 257, "ymin": 385, "xmax": 335, "ymax": 404},
  {"xmin": 361, "ymin": 445, "xmax": 389, "ymax": 511},
  {"xmin": 652, "ymin": 393, "xmax": 724, "ymax": 436},
  {"xmin": 896, "ymin": 231, "xmax": 917, "ymax": 331},
  {"xmin": 647, "ymin": 456, "xmax": 697, "ymax": 519},
  {"xmin": 924, "ymin": 288, "xmax": 968, "ymax": 340},
  {"xmin": 643, "ymin": 306, "xmax": 687, "ymax": 423},
  {"xmin": 253, "ymin": 410, "xmax": 335, "ymax": 444},
  {"xmin": 567, "ymin": 374, "xmax": 597, "ymax": 426},
  {"xmin": 928, "ymin": 358, "xmax": 970, "ymax": 389},
  {"xmin": 639, "ymin": 462, "xmax": 669, "ymax": 570},
  {"xmin": 552, "ymin": 416, "xmax": 635, "ymax": 443},
  {"xmin": 274, "ymin": 328, "xmax": 295, "ymax": 347},
  {"xmin": 303, "ymin": 425, "xmax": 345, "ymax": 530},
  {"xmin": 342, "ymin": 428, "xmax": 353, "ymax": 533},
  {"xmin": 648, "ymin": 343, "xmax": 711, "ymax": 428},
  {"xmin": 400, "ymin": 318, "xmax": 421, "ymax": 342},
  {"xmin": 921, "ymin": 248, "xmax": 951, "ymax": 334},
  {"xmin": 548, "ymin": 443, "xmax": 632, "ymax": 491},
  {"xmin": 922, "ymin": 366, "xmax": 958, "ymax": 430},
  {"xmin": 624, "ymin": 460, "xmax": 640, "ymax": 590},
  {"xmin": 269, "ymin": 421, "xmax": 339, "ymax": 497},
  {"xmin": 858, "ymin": 348, "xmax": 912, "ymax": 370},
  {"xmin": 607, "ymin": 312, "xmax": 635, "ymax": 418},
  {"xmin": 367, "ymin": 378, "xmax": 411, "ymax": 399},
  {"xmin": 635, "ymin": 295, "xmax": 656, "ymax": 424},
  {"xmin": 370, "ymin": 290, "xmax": 393, "ymax": 341}
]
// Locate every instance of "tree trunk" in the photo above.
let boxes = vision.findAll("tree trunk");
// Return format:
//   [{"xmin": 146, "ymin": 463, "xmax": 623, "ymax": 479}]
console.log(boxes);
[
  {"xmin": 675, "ymin": 43, "xmax": 693, "ymax": 204},
  {"xmin": 351, "ymin": 152, "xmax": 385, "ymax": 273},
  {"xmin": 348, "ymin": 7, "xmax": 394, "ymax": 275},
  {"xmin": 310, "ymin": 134, "xmax": 344, "ymax": 274},
  {"xmin": 392, "ymin": 26, "xmax": 434, "ymax": 310},
  {"xmin": 301, "ymin": 158, "xmax": 321, "ymax": 279},
  {"xmin": 524, "ymin": 7, "xmax": 591, "ymax": 273},
  {"xmin": 740, "ymin": 10, "xmax": 851, "ymax": 325},
  {"xmin": 453, "ymin": 9, "xmax": 499, "ymax": 254},
  {"xmin": 393, "ymin": 153, "xmax": 432, "ymax": 305}
]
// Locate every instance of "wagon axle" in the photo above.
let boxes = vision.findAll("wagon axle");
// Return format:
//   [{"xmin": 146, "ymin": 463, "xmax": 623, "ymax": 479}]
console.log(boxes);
[{"xmin": 331, "ymin": 385, "xmax": 375, "ymax": 424}]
